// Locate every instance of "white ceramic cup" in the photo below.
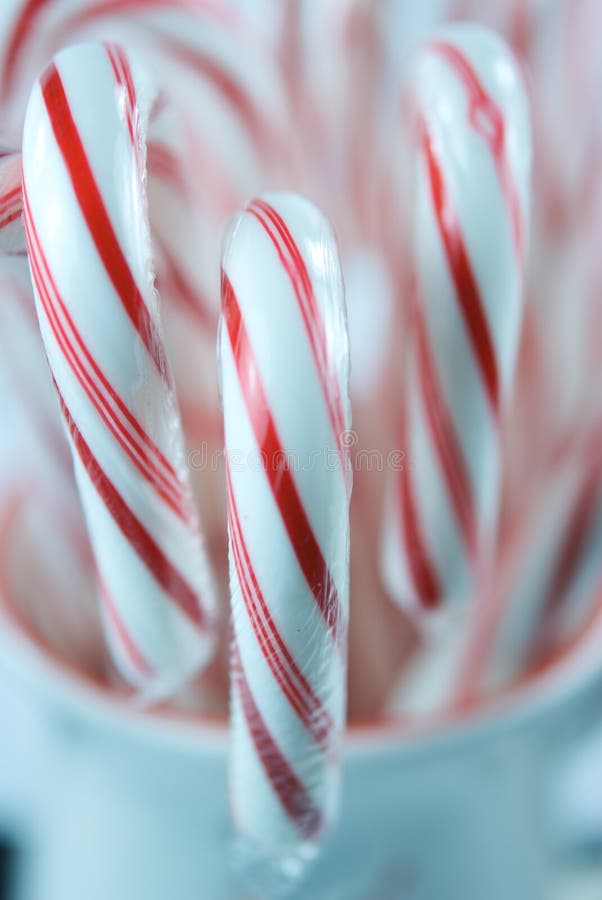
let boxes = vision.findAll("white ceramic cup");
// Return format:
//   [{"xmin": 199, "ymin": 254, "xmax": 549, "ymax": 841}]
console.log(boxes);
[{"xmin": 2, "ymin": 593, "xmax": 602, "ymax": 900}]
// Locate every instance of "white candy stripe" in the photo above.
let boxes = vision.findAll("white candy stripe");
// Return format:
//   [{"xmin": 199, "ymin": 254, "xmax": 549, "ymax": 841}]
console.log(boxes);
[
  {"xmin": 221, "ymin": 192, "xmax": 349, "ymax": 859},
  {"xmin": 383, "ymin": 25, "xmax": 531, "ymax": 619},
  {"xmin": 415, "ymin": 146, "xmax": 500, "ymax": 524},
  {"xmin": 220, "ymin": 325, "xmax": 346, "ymax": 678},
  {"xmin": 227, "ymin": 468, "xmax": 334, "ymax": 750},
  {"xmin": 246, "ymin": 198, "xmax": 349, "ymax": 465},
  {"xmin": 22, "ymin": 43, "xmax": 216, "ymax": 692},
  {"xmin": 22, "ymin": 186, "xmax": 187, "ymax": 520},
  {"xmin": 230, "ymin": 638, "xmax": 323, "ymax": 842}
]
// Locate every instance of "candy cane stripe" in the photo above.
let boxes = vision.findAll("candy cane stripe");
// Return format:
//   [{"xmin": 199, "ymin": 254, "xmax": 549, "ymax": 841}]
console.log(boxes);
[
  {"xmin": 154, "ymin": 232, "xmax": 215, "ymax": 334},
  {"xmin": 398, "ymin": 414, "xmax": 442, "ymax": 609},
  {"xmin": 248, "ymin": 198, "xmax": 348, "ymax": 460},
  {"xmin": 430, "ymin": 39, "xmax": 524, "ymax": 257},
  {"xmin": 420, "ymin": 121, "xmax": 500, "ymax": 413},
  {"xmin": 23, "ymin": 43, "xmax": 216, "ymax": 690},
  {"xmin": 158, "ymin": 32, "xmax": 276, "ymax": 158},
  {"xmin": 222, "ymin": 193, "xmax": 349, "ymax": 860},
  {"xmin": 231, "ymin": 641, "xmax": 323, "ymax": 839},
  {"xmin": 40, "ymin": 63, "xmax": 165, "ymax": 374},
  {"xmin": 382, "ymin": 26, "xmax": 530, "ymax": 618},
  {"xmin": 227, "ymin": 464, "xmax": 333, "ymax": 748},
  {"xmin": 56, "ymin": 386, "xmax": 206, "ymax": 629},
  {"xmin": 100, "ymin": 579, "xmax": 154, "ymax": 677},
  {"xmin": 23, "ymin": 185, "xmax": 187, "ymax": 519},
  {"xmin": 222, "ymin": 271, "xmax": 342, "ymax": 642},
  {"xmin": 414, "ymin": 300, "xmax": 477, "ymax": 552}
]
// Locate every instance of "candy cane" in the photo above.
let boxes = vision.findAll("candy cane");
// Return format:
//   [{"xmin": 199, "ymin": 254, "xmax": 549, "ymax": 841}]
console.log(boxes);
[
  {"xmin": 381, "ymin": 25, "xmax": 531, "ymax": 620},
  {"xmin": 220, "ymin": 192, "xmax": 350, "ymax": 868},
  {"xmin": 22, "ymin": 42, "xmax": 217, "ymax": 696},
  {"xmin": 460, "ymin": 440, "xmax": 602, "ymax": 702},
  {"xmin": 0, "ymin": 0, "xmax": 293, "ymax": 446}
]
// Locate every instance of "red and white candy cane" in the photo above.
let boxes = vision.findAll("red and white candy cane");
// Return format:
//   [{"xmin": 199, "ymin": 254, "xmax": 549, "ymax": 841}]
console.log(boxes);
[
  {"xmin": 381, "ymin": 25, "xmax": 531, "ymax": 619},
  {"xmin": 22, "ymin": 42, "xmax": 217, "ymax": 696},
  {"xmin": 220, "ymin": 192, "xmax": 350, "ymax": 866},
  {"xmin": 0, "ymin": 0, "xmax": 293, "ymax": 451}
]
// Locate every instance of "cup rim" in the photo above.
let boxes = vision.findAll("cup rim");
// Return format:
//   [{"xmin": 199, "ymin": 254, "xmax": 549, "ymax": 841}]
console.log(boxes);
[{"xmin": 2, "ymin": 579, "xmax": 602, "ymax": 761}]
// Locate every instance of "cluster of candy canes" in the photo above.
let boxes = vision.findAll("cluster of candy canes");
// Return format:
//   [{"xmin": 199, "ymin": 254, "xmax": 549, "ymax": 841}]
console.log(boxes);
[
  {"xmin": 0, "ymin": 0, "xmax": 601, "ymax": 881},
  {"xmin": 18, "ymin": 29, "xmax": 351, "ymax": 874},
  {"xmin": 0, "ymin": 0, "xmax": 293, "ymax": 451}
]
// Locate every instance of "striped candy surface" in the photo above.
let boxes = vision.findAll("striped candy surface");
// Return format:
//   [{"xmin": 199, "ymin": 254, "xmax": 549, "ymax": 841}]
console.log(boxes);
[
  {"xmin": 22, "ymin": 42, "xmax": 217, "ymax": 695},
  {"xmin": 220, "ymin": 192, "xmax": 351, "ymax": 863},
  {"xmin": 382, "ymin": 25, "xmax": 531, "ymax": 620}
]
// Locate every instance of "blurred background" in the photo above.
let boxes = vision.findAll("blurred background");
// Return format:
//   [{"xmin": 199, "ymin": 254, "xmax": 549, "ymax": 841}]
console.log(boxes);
[{"xmin": 2, "ymin": 0, "xmax": 602, "ymax": 897}]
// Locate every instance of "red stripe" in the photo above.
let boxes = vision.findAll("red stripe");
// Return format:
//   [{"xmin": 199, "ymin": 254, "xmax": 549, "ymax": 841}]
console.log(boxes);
[
  {"xmin": 250, "ymin": 200, "xmax": 315, "ymax": 321},
  {"xmin": 414, "ymin": 302, "xmax": 477, "ymax": 554},
  {"xmin": 541, "ymin": 466, "xmax": 601, "ymax": 623},
  {"xmin": 454, "ymin": 470, "xmax": 601, "ymax": 705},
  {"xmin": 100, "ymin": 579, "xmax": 153, "ymax": 677},
  {"xmin": 1, "ymin": 1, "xmax": 237, "ymax": 101},
  {"xmin": 22, "ymin": 186, "xmax": 187, "ymax": 520},
  {"xmin": 222, "ymin": 272, "xmax": 343, "ymax": 643},
  {"xmin": 421, "ymin": 123, "xmax": 500, "ymax": 413},
  {"xmin": 55, "ymin": 386, "xmax": 208, "ymax": 630},
  {"xmin": 60, "ymin": 0, "xmax": 238, "ymax": 35},
  {"xmin": 157, "ymin": 33, "xmax": 276, "ymax": 158},
  {"xmin": 107, "ymin": 44, "xmax": 146, "ymax": 195},
  {"xmin": 228, "ymin": 507, "xmax": 330, "ymax": 749},
  {"xmin": 229, "ymin": 506, "xmax": 307, "ymax": 726},
  {"xmin": 154, "ymin": 232, "xmax": 215, "ymax": 334},
  {"xmin": 115, "ymin": 45, "xmax": 137, "ymax": 132},
  {"xmin": 21, "ymin": 176, "xmax": 180, "ymax": 492},
  {"xmin": 147, "ymin": 142, "xmax": 189, "ymax": 197},
  {"xmin": 0, "ymin": 207, "xmax": 21, "ymax": 230},
  {"xmin": 398, "ymin": 412, "xmax": 441, "ymax": 609},
  {"xmin": 107, "ymin": 45, "xmax": 141, "ymax": 173},
  {"xmin": 105, "ymin": 44, "xmax": 141, "ymax": 181},
  {"xmin": 2, "ymin": 0, "xmax": 52, "ymax": 99},
  {"xmin": 231, "ymin": 640, "xmax": 323, "ymax": 839},
  {"xmin": 26, "ymin": 225, "xmax": 185, "ymax": 519},
  {"xmin": 105, "ymin": 45, "xmax": 135, "ymax": 147},
  {"xmin": 248, "ymin": 198, "xmax": 348, "ymax": 472},
  {"xmin": 227, "ymin": 465, "xmax": 333, "ymax": 748},
  {"xmin": 40, "ymin": 63, "xmax": 166, "ymax": 374},
  {"xmin": 430, "ymin": 40, "xmax": 523, "ymax": 258},
  {"xmin": 0, "ymin": 159, "xmax": 23, "ymax": 225},
  {"xmin": 0, "ymin": 185, "xmax": 21, "ymax": 208}
]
